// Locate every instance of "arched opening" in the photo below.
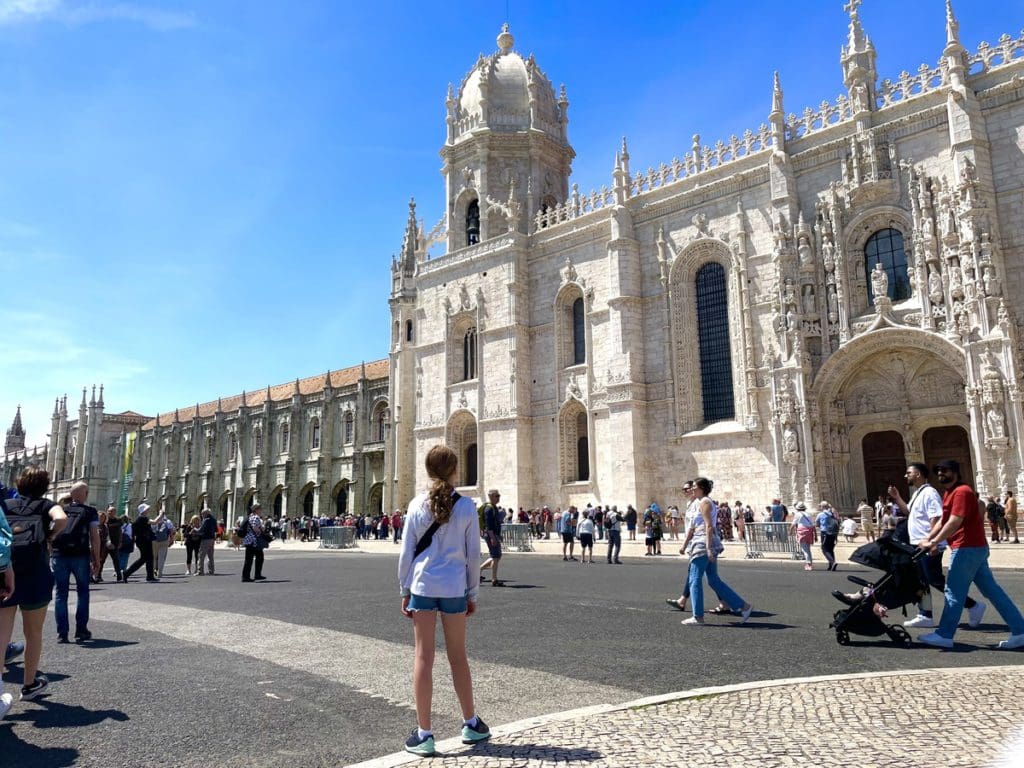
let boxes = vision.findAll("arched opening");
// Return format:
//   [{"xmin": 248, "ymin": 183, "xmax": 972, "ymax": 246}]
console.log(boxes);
[
  {"xmin": 463, "ymin": 327, "xmax": 477, "ymax": 380},
  {"xmin": 281, "ymin": 422, "xmax": 290, "ymax": 453},
  {"xmin": 269, "ymin": 486, "xmax": 284, "ymax": 519},
  {"xmin": 923, "ymin": 426, "xmax": 975, "ymax": 489},
  {"xmin": 572, "ymin": 297, "xmax": 585, "ymax": 365},
  {"xmin": 576, "ymin": 412, "xmax": 589, "ymax": 482},
  {"xmin": 862, "ymin": 430, "xmax": 908, "ymax": 505},
  {"xmin": 559, "ymin": 400, "xmax": 589, "ymax": 484},
  {"xmin": 695, "ymin": 262, "xmax": 735, "ymax": 423},
  {"xmin": 446, "ymin": 411, "xmax": 478, "ymax": 488},
  {"xmin": 367, "ymin": 483, "xmax": 383, "ymax": 516},
  {"xmin": 405, "ymin": 319, "xmax": 414, "ymax": 342},
  {"xmin": 343, "ymin": 411, "xmax": 354, "ymax": 444},
  {"xmin": 465, "ymin": 443, "xmax": 478, "ymax": 487},
  {"xmin": 302, "ymin": 488, "xmax": 315, "ymax": 518},
  {"xmin": 466, "ymin": 199, "xmax": 480, "ymax": 245},
  {"xmin": 252, "ymin": 427, "xmax": 263, "ymax": 458},
  {"xmin": 864, "ymin": 228, "xmax": 910, "ymax": 302},
  {"xmin": 219, "ymin": 492, "xmax": 230, "ymax": 523},
  {"xmin": 310, "ymin": 418, "xmax": 321, "ymax": 450},
  {"xmin": 334, "ymin": 480, "xmax": 349, "ymax": 517}
]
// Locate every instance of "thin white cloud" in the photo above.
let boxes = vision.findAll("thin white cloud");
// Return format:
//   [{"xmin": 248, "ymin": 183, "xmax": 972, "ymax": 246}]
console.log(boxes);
[{"xmin": 0, "ymin": 0, "xmax": 195, "ymax": 30}]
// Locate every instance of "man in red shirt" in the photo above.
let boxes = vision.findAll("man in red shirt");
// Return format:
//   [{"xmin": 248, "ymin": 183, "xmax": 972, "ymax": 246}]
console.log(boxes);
[{"xmin": 917, "ymin": 460, "xmax": 1024, "ymax": 649}]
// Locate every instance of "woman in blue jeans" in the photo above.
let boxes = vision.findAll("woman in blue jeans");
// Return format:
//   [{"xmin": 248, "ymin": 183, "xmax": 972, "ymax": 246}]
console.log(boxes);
[{"xmin": 681, "ymin": 477, "xmax": 753, "ymax": 626}]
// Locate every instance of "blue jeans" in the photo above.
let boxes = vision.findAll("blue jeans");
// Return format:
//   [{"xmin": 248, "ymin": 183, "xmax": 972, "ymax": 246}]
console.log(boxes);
[
  {"xmin": 688, "ymin": 555, "xmax": 745, "ymax": 619},
  {"xmin": 937, "ymin": 546, "xmax": 1024, "ymax": 640},
  {"xmin": 51, "ymin": 554, "xmax": 91, "ymax": 636},
  {"xmin": 606, "ymin": 530, "xmax": 621, "ymax": 561}
]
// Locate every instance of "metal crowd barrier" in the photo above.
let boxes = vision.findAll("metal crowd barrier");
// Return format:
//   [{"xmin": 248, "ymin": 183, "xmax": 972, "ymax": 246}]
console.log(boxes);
[
  {"xmin": 319, "ymin": 526, "xmax": 357, "ymax": 549},
  {"xmin": 500, "ymin": 523, "xmax": 535, "ymax": 552},
  {"xmin": 743, "ymin": 522, "xmax": 803, "ymax": 559}
]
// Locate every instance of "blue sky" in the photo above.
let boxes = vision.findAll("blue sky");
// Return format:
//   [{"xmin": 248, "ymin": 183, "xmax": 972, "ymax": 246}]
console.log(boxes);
[{"xmin": 1, "ymin": 0, "xmax": 1021, "ymax": 446}]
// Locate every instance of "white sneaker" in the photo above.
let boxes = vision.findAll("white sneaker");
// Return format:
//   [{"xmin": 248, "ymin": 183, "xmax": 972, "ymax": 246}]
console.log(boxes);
[
  {"xmin": 968, "ymin": 601, "xmax": 987, "ymax": 628},
  {"xmin": 998, "ymin": 634, "xmax": 1024, "ymax": 650},
  {"xmin": 903, "ymin": 614, "xmax": 935, "ymax": 629},
  {"xmin": 0, "ymin": 692, "xmax": 12, "ymax": 720},
  {"xmin": 918, "ymin": 631, "xmax": 954, "ymax": 649}
]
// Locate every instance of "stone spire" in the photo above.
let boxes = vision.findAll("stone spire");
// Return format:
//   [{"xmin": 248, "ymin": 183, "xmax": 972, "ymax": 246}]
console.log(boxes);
[
  {"xmin": 945, "ymin": 0, "xmax": 960, "ymax": 46},
  {"xmin": 399, "ymin": 198, "xmax": 418, "ymax": 275},
  {"xmin": 840, "ymin": 0, "xmax": 877, "ymax": 117},
  {"xmin": 90, "ymin": 384, "xmax": 97, "ymax": 407},
  {"xmin": 5, "ymin": 405, "xmax": 26, "ymax": 454},
  {"xmin": 942, "ymin": 0, "xmax": 968, "ymax": 91},
  {"xmin": 769, "ymin": 71, "xmax": 786, "ymax": 148},
  {"xmin": 98, "ymin": 384, "xmax": 104, "ymax": 408}
]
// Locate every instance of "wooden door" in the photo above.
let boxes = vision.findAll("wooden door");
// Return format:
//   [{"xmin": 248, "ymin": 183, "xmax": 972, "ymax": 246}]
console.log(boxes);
[{"xmin": 862, "ymin": 430, "xmax": 908, "ymax": 503}]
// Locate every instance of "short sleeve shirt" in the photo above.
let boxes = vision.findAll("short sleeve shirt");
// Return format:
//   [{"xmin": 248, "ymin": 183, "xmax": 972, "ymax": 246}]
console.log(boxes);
[{"xmin": 941, "ymin": 483, "xmax": 988, "ymax": 550}]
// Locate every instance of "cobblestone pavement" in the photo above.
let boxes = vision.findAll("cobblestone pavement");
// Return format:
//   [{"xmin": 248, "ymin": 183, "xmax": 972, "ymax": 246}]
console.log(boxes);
[{"xmin": 352, "ymin": 666, "xmax": 1024, "ymax": 768}]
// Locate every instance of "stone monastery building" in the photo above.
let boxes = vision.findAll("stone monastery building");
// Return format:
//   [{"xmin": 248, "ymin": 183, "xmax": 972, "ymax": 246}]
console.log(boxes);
[{"xmin": 386, "ymin": 2, "xmax": 1024, "ymax": 514}]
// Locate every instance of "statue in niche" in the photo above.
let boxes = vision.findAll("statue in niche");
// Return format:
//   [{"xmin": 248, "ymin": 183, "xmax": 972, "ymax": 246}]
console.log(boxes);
[
  {"xmin": 949, "ymin": 265, "xmax": 964, "ymax": 299},
  {"xmin": 827, "ymin": 287, "xmax": 838, "ymax": 320},
  {"xmin": 798, "ymin": 234, "xmax": 814, "ymax": 268},
  {"xmin": 983, "ymin": 266, "xmax": 999, "ymax": 297},
  {"xmin": 821, "ymin": 235, "xmax": 835, "ymax": 270},
  {"xmin": 840, "ymin": 427, "xmax": 850, "ymax": 453},
  {"xmin": 561, "ymin": 257, "xmax": 578, "ymax": 285},
  {"xmin": 783, "ymin": 279, "xmax": 797, "ymax": 309},
  {"xmin": 870, "ymin": 262, "xmax": 889, "ymax": 302},
  {"xmin": 771, "ymin": 306, "xmax": 785, "ymax": 335},
  {"xmin": 928, "ymin": 268, "xmax": 944, "ymax": 305},
  {"xmin": 443, "ymin": 296, "xmax": 452, "ymax": 315},
  {"xmin": 998, "ymin": 299, "xmax": 1010, "ymax": 327},
  {"xmin": 786, "ymin": 306, "xmax": 797, "ymax": 332},
  {"xmin": 980, "ymin": 232, "xmax": 994, "ymax": 263},
  {"xmin": 980, "ymin": 348, "xmax": 1001, "ymax": 380},
  {"xmin": 987, "ymin": 406, "xmax": 1007, "ymax": 440},
  {"xmin": 802, "ymin": 285, "xmax": 815, "ymax": 316},
  {"xmin": 782, "ymin": 424, "xmax": 800, "ymax": 459},
  {"xmin": 460, "ymin": 283, "xmax": 471, "ymax": 310}
]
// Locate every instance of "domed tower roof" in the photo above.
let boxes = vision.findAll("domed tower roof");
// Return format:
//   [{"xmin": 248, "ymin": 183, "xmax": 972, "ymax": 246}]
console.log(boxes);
[{"xmin": 450, "ymin": 24, "xmax": 566, "ymax": 144}]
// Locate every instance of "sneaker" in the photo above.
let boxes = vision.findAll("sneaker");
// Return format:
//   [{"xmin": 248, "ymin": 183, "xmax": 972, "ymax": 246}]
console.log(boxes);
[
  {"xmin": 998, "ymin": 633, "xmax": 1024, "ymax": 650},
  {"xmin": 56, "ymin": 634, "xmax": 69, "ymax": 644},
  {"xmin": 462, "ymin": 717, "xmax": 491, "ymax": 744},
  {"xmin": 681, "ymin": 617, "xmax": 704, "ymax": 626},
  {"xmin": 968, "ymin": 601, "xmax": 987, "ymax": 628},
  {"xmin": 20, "ymin": 674, "xmax": 49, "ymax": 700},
  {"xmin": 404, "ymin": 729, "xmax": 436, "ymax": 757},
  {"xmin": 4, "ymin": 641, "xmax": 25, "ymax": 665},
  {"xmin": 803, "ymin": 564, "xmax": 813, "ymax": 571},
  {"xmin": 75, "ymin": 628, "xmax": 92, "ymax": 642},
  {"xmin": 741, "ymin": 605, "xmax": 753, "ymax": 624},
  {"xmin": 903, "ymin": 614, "xmax": 935, "ymax": 629},
  {"xmin": 918, "ymin": 632, "xmax": 954, "ymax": 649},
  {"xmin": 0, "ymin": 692, "xmax": 12, "ymax": 719},
  {"xmin": 254, "ymin": 576, "xmax": 267, "ymax": 581}
]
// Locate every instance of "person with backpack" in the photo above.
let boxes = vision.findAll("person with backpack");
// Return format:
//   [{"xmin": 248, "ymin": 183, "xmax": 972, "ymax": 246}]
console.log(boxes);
[
  {"xmin": 478, "ymin": 489, "xmax": 503, "ymax": 587},
  {"xmin": 397, "ymin": 444, "xmax": 489, "ymax": 757},
  {"xmin": 99, "ymin": 506, "xmax": 123, "ymax": 583},
  {"xmin": 816, "ymin": 501, "xmax": 840, "ymax": 571},
  {"xmin": 51, "ymin": 482, "xmax": 102, "ymax": 643},
  {"xmin": 117, "ymin": 514, "xmax": 134, "ymax": 575},
  {"xmin": 196, "ymin": 508, "xmax": 217, "ymax": 575},
  {"xmin": 240, "ymin": 503, "xmax": 268, "ymax": 582},
  {"xmin": 0, "ymin": 467, "xmax": 68, "ymax": 708},
  {"xmin": 150, "ymin": 510, "xmax": 175, "ymax": 579},
  {"xmin": 123, "ymin": 504, "xmax": 157, "ymax": 582},
  {"xmin": 789, "ymin": 502, "xmax": 816, "ymax": 571}
]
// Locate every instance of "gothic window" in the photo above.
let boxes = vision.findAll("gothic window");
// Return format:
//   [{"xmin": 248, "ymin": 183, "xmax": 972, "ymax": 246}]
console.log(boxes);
[
  {"xmin": 465, "ymin": 443, "xmax": 478, "ymax": 486},
  {"xmin": 466, "ymin": 199, "xmax": 480, "ymax": 245},
  {"xmin": 205, "ymin": 435, "xmax": 215, "ymax": 464},
  {"xmin": 253, "ymin": 428, "xmax": 262, "ymax": 458},
  {"xmin": 229, "ymin": 433, "xmax": 238, "ymax": 462},
  {"xmin": 281, "ymin": 422, "xmax": 290, "ymax": 453},
  {"xmin": 463, "ymin": 327, "xmax": 477, "ymax": 381},
  {"xmin": 302, "ymin": 489, "xmax": 314, "ymax": 517},
  {"xmin": 572, "ymin": 297, "xmax": 586, "ymax": 365},
  {"xmin": 343, "ymin": 411, "xmax": 354, "ymax": 444},
  {"xmin": 335, "ymin": 484, "xmax": 348, "ymax": 517},
  {"xmin": 864, "ymin": 228, "xmax": 910, "ymax": 301},
  {"xmin": 310, "ymin": 418, "xmax": 321, "ymax": 450},
  {"xmin": 559, "ymin": 402, "xmax": 590, "ymax": 484},
  {"xmin": 376, "ymin": 408, "xmax": 390, "ymax": 442},
  {"xmin": 576, "ymin": 412, "xmax": 590, "ymax": 482},
  {"xmin": 184, "ymin": 440, "xmax": 192, "ymax": 466},
  {"xmin": 695, "ymin": 262, "xmax": 735, "ymax": 424},
  {"xmin": 273, "ymin": 492, "xmax": 283, "ymax": 518},
  {"xmin": 405, "ymin": 320, "xmax": 414, "ymax": 342}
]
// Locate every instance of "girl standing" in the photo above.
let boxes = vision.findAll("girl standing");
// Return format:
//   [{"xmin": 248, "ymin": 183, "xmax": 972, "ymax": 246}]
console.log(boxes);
[
  {"xmin": 681, "ymin": 477, "xmax": 753, "ymax": 626},
  {"xmin": 397, "ymin": 445, "xmax": 489, "ymax": 757}
]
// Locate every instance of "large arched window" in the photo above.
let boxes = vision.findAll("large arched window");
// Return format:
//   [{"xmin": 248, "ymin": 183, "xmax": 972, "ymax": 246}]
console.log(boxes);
[
  {"xmin": 252, "ymin": 428, "xmax": 262, "ymax": 458},
  {"xmin": 864, "ymin": 228, "xmax": 910, "ymax": 301},
  {"xmin": 343, "ymin": 411, "xmax": 354, "ymax": 444},
  {"xmin": 375, "ymin": 407, "xmax": 390, "ymax": 442},
  {"xmin": 310, "ymin": 418, "xmax": 321, "ymax": 450},
  {"xmin": 465, "ymin": 443, "xmax": 478, "ymax": 487},
  {"xmin": 572, "ymin": 297, "xmax": 585, "ymax": 365},
  {"xmin": 463, "ymin": 327, "xmax": 477, "ymax": 380},
  {"xmin": 405, "ymin": 320, "xmax": 414, "ymax": 342},
  {"xmin": 281, "ymin": 422, "xmax": 290, "ymax": 453},
  {"xmin": 466, "ymin": 199, "xmax": 480, "ymax": 245},
  {"xmin": 576, "ymin": 411, "xmax": 590, "ymax": 482},
  {"xmin": 695, "ymin": 262, "xmax": 735, "ymax": 423},
  {"xmin": 302, "ymin": 489, "xmax": 314, "ymax": 517}
]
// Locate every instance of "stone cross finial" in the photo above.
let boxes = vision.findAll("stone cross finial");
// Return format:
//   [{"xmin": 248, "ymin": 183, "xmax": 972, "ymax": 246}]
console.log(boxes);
[
  {"xmin": 844, "ymin": 0, "xmax": 861, "ymax": 17},
  {"xmin": 497, "ymin": 23, "xmax": 514, "ymax": 53}
]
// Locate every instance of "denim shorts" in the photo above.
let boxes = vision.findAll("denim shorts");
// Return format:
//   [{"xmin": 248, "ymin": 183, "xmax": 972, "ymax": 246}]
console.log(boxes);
[{"xmin": 409, "ymin": 593, "xmax": 469, "ymax": 614}]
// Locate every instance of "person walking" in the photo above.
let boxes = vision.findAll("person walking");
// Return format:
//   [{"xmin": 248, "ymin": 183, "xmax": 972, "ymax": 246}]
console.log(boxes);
[
  {"xmin": 680, "ymin": 477, "xmax": 753, "ymax": 626},
  {"xmin": 50, "ymin": 481, "xmax": 101, "ymax": 643},
  {"xmin": 577, "ymin": 512, "xmax": 595, "ymax": 564},
  {"xmin": 0, "ymin": 467, "xmax": 68, "ymax": 710},
  {"xmin": 889, "ymin": 463, "xmax": 985, "ymax": 631},
  {"xmin": 790, "ymin": 502, "xmax": 815, "ymax": 571},
  {"xmin": 816, "ymin": 501, "xmax": 840, "ymax": 571},
  {"xmin": 196, "ymin": 508, "xmax": 217, "ymax": 575},
  {"xmin": 151, "ymin": 510, "xmax": 175, "ymax": 579},
  {"xmin": 605, "ymin": 505, "xmax": 623, "ymax": 564},
  {"xmin": 917, "ymin": 460, "xmax": 1024, "ymax": 650},
  {"xmin": 183, "ymin": 515, "xmax": 202, "ymax": 575},
  {"xmin": 241, "ymin": 504, "xmax": 267, "ymax": 582},
  {"xmin": 1006, "ymin": 491, "xmax": 1019, "ymax": 544},
  {"xmin": 123, "ymin": 504, "xmax": 156, "ymax": 582},
  {"xmin": 478, "ymin": 490, "xmax": 504, "ymax": 586},
  {"xmin": 397, "ymin": 444, "xmax": 489, "ymax": 757},
  {"xmin": 100, "ymin": 506, "xmax": 124, "ymax": 583},
  {"xmin": 560, "ymin": 507, "xmax": 576, "ymax": 561},
  {"xmin": 117, "ymin": 515, "xmax": 134, "ymax": 575}
]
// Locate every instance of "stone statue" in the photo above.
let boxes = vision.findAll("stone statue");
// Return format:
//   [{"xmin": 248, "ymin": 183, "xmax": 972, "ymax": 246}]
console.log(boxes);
[
  {"xmin": 821, "ymin": 235, "xmax": 835, "ymax": 267},
  {"xmin": 802, "ymin": 285, "xmax": 815, "ymax": 315},
  {"xmin": 980, "ymin": 348, "xmax": 1002, "ymax": 380},
  {"xmin": 870, "ymin": 262, "xmax": 889, "ymax": 302},
  {"xmin": 783, "ymin": 424, "xmax": 799, "ymax": 457},
  {"xmin": 783, "ymin": 279, "xmax": 797, "ymax": 309},
  {"xmin": 798, "ymin": 234, "xmax": 813, "ymax": 268},
  {"xmin": 928, "ymin": 268, "xmax": 943, "ymax": 305},
  {"xmin": 460, "ymin": 283, "xmax": 471, "ymax": 310},
  {"xmin": 987, "ymin": 407, "xmax": 1006, "ymax": 439},
  {"xmin": 827, "ymin": 288, "xmax": 838, "ymax": 320},
  {"xmin": 983, "ymin": 266, "xmax": 999, "ymax": 297}
]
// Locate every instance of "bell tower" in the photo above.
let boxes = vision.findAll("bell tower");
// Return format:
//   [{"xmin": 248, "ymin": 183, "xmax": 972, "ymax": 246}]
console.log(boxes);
[
  {"xmin": 5, "ymin": 406, "xmax": 25, "ymax": 454},
  {"xmin": 442, "ymin": 24, "xmax": 575, "ymax": 252}
]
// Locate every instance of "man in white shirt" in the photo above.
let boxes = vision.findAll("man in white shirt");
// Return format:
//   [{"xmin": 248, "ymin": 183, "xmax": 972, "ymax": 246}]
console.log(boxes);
[{"xmin": 888, "ymin": 462, "xmax": 985, "ymax": 629}]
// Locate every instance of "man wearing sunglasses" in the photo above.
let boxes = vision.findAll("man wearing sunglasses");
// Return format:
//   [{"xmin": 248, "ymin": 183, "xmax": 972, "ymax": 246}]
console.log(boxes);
[{"xmin": 915, "ymin": 460, "xmax": 1024, "ymax": 650}]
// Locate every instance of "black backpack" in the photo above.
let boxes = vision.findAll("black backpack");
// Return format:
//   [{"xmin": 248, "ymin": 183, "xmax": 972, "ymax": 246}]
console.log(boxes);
[
  {"xmin": 6, "ymin": 497, "xmax": 52, "ymax": 563},
  {"xmin": 52, "ymin": 502, "xmax": 95, "ymax": 556}
]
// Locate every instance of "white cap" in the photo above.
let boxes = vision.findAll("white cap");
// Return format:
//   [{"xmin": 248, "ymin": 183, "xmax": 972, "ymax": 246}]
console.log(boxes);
[{"xmin": 138, "ymin": 503, "xmax": 151, "ymax": 515}]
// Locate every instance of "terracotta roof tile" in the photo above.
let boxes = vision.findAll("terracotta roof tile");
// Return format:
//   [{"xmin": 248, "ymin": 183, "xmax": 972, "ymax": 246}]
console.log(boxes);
[{"xmin": 141, "ymin": 359, "xmax": 389, "ymax": 431}]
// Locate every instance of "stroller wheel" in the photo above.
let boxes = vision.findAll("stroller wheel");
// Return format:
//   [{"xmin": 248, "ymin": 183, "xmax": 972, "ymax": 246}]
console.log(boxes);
[
  {"xmin": 836, "ymin": 630, "xmax": 850, "ymax": 646},
  {"xmin": 887, "ymin": 626, "xmax": 913, "ymax": 647}
]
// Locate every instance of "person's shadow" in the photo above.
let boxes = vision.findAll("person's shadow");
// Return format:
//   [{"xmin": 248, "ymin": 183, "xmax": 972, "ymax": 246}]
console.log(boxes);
[
  {"xmin": 0, "ymin": 726, "xmax": 78, "ymax": 768},
  {"xmin": 6, "ymin": 698, "xmax": 129, "ymax": 729}
]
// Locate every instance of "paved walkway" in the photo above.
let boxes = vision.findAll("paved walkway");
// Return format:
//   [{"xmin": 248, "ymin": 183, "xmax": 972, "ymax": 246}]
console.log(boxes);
[{"xmin": 349, "ymin": 665, "xmax": 1024, "ymax": 768}]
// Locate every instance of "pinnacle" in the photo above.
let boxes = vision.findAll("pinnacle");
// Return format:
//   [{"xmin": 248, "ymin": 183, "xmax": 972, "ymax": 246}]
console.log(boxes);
[{"xmin": 497, "ymin": 23, "xmax": 514, "ymax": 53}]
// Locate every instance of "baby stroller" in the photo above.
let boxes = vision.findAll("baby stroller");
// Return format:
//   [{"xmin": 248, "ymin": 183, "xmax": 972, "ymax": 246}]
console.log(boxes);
[{"xmin": 830, "ymin": 532, "xmax": 927, "ymax": 647}]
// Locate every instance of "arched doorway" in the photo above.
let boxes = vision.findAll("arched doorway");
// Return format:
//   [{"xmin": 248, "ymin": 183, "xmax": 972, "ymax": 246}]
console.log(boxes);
[
  {"xmin": 334, "ymin": 480, "xmax": 349, "ymax": 518},
  {"xmin": 302, "ymin": 489, "xmax": 315, "ymax": 518},
  {"xmin": 923, "ymin": 425, "xmax": 975, "ymax": 489},
  {"xmin": 862, "ymin": 430, "xmax": 908, "ymax": 504},
  {"xmin": 367, "ymin": 482, "xmax": 383, "ymax": 517}
]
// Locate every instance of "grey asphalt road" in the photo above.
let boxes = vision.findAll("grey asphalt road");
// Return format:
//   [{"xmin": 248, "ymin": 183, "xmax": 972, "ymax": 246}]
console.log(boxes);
[{"xmin": 2, "ymin": 546, "xmax": 1023, "ymax": 767}]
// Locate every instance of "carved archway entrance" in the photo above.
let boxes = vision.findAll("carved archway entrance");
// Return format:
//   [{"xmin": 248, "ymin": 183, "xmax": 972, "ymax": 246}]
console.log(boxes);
[
  {"xmin": 862, "ymin": 430, "xmax": 908, "ymax": 505},
  {"xmin": 923, "ymin": 426, "xmax": 975, "ymax": 489}
]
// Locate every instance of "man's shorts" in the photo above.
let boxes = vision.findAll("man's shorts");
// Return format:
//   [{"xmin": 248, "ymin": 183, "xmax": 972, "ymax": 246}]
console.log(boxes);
[
  {"xmin": 409, "ymin": 593, "xmax": 468, "ymax": 614},
  {"xmin": 1, "ymin": 560, "xmax": 54, "ymax": 611},
  {"xmin": 579, "ymin": 533, "xmax": 594, "ymax": 549},
  {"xmin": 486, "ymin": 534, "xmax": 502, "ymax": 560},
  {"xmin": 562, "ymin": 531, "xmax": 574, "ymax": 544}
]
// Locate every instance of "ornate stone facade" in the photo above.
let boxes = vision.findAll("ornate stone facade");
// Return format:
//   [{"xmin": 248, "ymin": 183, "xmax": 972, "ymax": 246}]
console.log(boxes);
[{"xmin": 387, "ymin": 7, "xmax": 1024, "ymax": 513}]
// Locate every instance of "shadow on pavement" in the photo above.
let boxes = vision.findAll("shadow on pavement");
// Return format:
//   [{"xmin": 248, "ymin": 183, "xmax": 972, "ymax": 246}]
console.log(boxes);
[
  {"xmin": 2, "ymin": 668, "xmax": 70, "ymax": 686},
  {"xmin": 722, "ymin": 622, "xmax": 796, "ymax": 630},
  {"xmin": 0, "ymin": 726, "xmax": 79, "ymax": 767},
  {"xmin": 78, "ymin": 638, "xmax": 139, "ymax": 650},
  {"xmin": 7, "ymin": 698, "xmax": 129, "ymax": 729},
  {"xmin": 448, "ymin": 742, "xmax": 602, "ymax": 762}
]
